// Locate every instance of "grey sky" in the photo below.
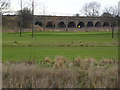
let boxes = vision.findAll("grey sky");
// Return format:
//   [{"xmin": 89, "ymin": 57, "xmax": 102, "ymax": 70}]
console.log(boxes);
[{"xmin": 10, "ymin": 0, "xmax": 119, "ymax": 16}]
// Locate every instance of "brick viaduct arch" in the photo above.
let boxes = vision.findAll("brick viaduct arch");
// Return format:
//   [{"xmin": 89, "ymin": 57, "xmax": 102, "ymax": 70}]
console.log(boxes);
[{"xmin": 34, "ymin": 16, "xmax": 117, "ymax": 29}]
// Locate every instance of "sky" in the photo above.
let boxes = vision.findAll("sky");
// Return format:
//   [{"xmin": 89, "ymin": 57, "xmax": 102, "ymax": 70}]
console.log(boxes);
[{"xmin": 10, "ymin": 0, "xmax": 120, "ymax": 16}]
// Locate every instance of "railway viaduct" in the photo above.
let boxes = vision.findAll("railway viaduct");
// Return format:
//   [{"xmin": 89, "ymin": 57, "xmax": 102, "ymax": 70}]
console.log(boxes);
[{"xmin": 34, "ymin": 15, "xmax": 117, "ymax": 28}]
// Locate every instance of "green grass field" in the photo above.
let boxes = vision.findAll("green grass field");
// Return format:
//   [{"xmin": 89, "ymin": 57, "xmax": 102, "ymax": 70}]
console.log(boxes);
[{"xmin": 2, "ymin": 31, "xmax": 118, "ymax": 62}]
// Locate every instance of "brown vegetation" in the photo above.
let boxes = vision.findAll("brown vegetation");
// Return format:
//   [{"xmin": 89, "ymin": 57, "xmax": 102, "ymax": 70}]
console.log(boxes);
[{"xmin": 2, "ymin": 57, "xmax": 118, "ymax": 88}]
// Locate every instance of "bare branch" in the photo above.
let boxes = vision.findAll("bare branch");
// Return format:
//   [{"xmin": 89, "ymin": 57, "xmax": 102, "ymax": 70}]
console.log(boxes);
[
  {"xmin": 103, "ymin": 6, "xmax": 118, "ymax": 17},
  {"xmin": 82, "ymin": 1, "xmax": 101, "ymax": 17},
  {"xmin": 0, "ymin": 0, "xmax": 10, "ymax": 10}
]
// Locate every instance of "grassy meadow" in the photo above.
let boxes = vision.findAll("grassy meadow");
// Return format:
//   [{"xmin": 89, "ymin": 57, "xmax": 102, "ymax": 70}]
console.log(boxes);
[
  {"xmin": 2, "ymin": 30, "xmax": 119, "ymax": 88},
  {"xmin": 2, "ymin": 31, "xmax": 118, "ymax": 62}
]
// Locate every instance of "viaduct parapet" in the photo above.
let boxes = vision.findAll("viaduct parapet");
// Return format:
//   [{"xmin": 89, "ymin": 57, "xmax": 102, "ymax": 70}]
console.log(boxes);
[{"xmin": 34, "ymin": 15, "xmax": 117, "ymax": 28}]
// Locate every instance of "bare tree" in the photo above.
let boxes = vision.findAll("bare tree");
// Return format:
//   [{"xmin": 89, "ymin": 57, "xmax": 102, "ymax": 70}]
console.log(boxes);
[
  {"xmin": 104, "ymin": 6, "xmax": 118, "ymax": 17},
  {"xmin": 82, "ymin": 1, "xmax": 101, "ymax": 17},
  {"xmin": 82, "ymin": 3, "xmax": 91, "ymax": 16},
  {"xmin": 17, "ymin": 7, "xmax": 32, "ymax": 28},
  {"xmin": 24, "ymin": 0, "xmax": 36, "ymax": 38},
  {"xmin": 102, "ymin": 6, "xmax": 118, "ymax": 38},
  {"xmin": 18, "ymin": 0, "xmax": 35, "ymax": 37},
  {"xmin": 28, "ymin": 0, "xmax": 41, "ymax": 38}
]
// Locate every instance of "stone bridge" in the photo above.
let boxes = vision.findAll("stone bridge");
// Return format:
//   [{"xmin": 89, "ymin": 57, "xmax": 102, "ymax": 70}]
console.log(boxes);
[{"xmin": 34, "ymin": 15, "xmax": 117, "ymax": 29}]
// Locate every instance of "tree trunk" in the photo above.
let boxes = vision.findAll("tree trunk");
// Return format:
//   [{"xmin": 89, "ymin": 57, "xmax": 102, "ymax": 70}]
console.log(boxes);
[
  {"xmin": 32, "ymin": 0, "xmax": 34, "ymax": 38},
  {"xmin": 111, "ymin": 26, "xmax": 114, "ymax": 39},
  {"xmin": 20, "ymin": 0, "xmax": 22, "ymax": 37}
]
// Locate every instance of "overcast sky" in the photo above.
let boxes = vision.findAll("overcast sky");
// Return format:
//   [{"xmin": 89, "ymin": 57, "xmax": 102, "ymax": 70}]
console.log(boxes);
[{"xmin": 10, "ymin": 0, "xmax": 120, "ymax": 16}]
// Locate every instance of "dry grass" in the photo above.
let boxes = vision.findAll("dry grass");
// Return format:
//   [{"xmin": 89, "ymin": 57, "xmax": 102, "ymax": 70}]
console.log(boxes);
[
  {"xmin": 2, "ymin": 57, "xmax": 118, "ymax": 88},
  {"xmin": 53, "ymin": 56, "xmax": 68, "ymax": 69}
]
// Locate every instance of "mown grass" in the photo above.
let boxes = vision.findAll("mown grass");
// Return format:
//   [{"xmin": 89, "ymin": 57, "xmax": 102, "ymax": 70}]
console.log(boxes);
[
  {"xmin": 3, "ymin": 31, "xmax": 118, "ymax": 46},
  {"xmin": 2, "ymin": 46, "xmax": 118, "ymax": 62},
  {"xmin": 2, "ymin": 31, "xmax": 118, "ymax": 62}
]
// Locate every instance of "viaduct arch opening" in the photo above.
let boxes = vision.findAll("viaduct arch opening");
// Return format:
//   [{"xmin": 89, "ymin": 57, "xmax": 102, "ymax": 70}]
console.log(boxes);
[
  {"xmin": 68, "ymin": 22, "xmax": 76, "ymax": 28},
  {"xmin": 46, "ymin": 21, "xmax": 54, "ymax": 28},
  {"xmin": 35, "ymin": 21, "xmax": 39, "ymax": 25},
  {"xmin": 87, "ymin": 22, "xmax": 94, "ymax": 27},
  {"xmin": 77, "ymin": 22, "xmax": 85, "ymax": 28},
  {"xmin": 35, "ymin": 21, "xmax": 43, "ymax": 27},
  {"xmin": 58, "ymin": 22, "xmax": 66, "ymax": 28},
  {"xmin": 95, "ymin": 22, "xmax": 102, "ymax": 27},
  {"xmin": 103, "ymin": 22, "xmax": 109, "ymax": 27}
]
